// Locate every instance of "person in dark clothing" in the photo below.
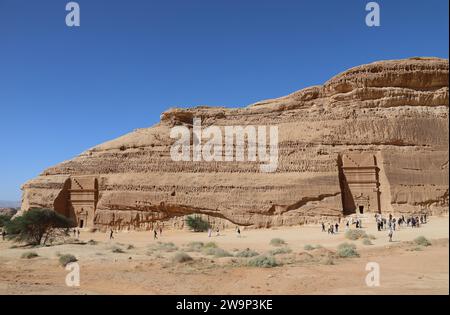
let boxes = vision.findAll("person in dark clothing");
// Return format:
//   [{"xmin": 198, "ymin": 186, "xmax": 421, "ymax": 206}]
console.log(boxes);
[{"xmin": 110, "ymin": 229, "xmax": 114, "ymax": 240}]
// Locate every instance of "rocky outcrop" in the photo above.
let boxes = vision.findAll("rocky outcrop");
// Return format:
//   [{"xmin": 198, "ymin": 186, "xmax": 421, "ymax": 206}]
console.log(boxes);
[
  {"xmin": 0, "ymin": 208, "xmax": 17, "ymax": 218},
  {"xmin": 21, "ymin": 57, "xmax": 449, "ymax": 230}
]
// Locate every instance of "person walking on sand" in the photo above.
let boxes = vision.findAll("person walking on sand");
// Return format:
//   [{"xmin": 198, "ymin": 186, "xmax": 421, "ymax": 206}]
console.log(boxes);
[
  {"xmin": 321, "ymin": 222, "xmax": 326, "ymax": 232},
  {"xmin": 2, "ymin": 230, "xmax": 6, "ymax": 241},
  {"xmin": 208, "ymin": 228, "xmax": 212, "ymax": 238},
  {"xmin": 236, "ymin": 226, "xmax": 241, "ymax": 238},
  {"xmin": 154, "ymin": 229, "xmax": 158, "ymax": 240},
  {"xmin": 216, "ymin": 227, "xmax": 220, "ymax": 237},
  {"xmin": 110, "ymin": 229, "xmax": 114, "ymax": 240},
  {"xmin": 77, "ymin": 229, "xmax": 80, "ymax": 239},
  {"xmin": 159, "ymin": 226, "xmax": 163, "ymax": 236},
  {"xmin": 335, "ymin": 223, "xmax": 339, "ymax": 233},
  {"xmin": 388, "ymin": 227, "xmax": 394, "ymax": 242},
  {"xmin": 73, "ymin": 229, "xmax": 76, "ymax": 237}
]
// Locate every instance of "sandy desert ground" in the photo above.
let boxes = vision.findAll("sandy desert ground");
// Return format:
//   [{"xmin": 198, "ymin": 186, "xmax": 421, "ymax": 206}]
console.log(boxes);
[{"xmin": 0, "ymin": 215, "xmax": 448, "ymax": 295}]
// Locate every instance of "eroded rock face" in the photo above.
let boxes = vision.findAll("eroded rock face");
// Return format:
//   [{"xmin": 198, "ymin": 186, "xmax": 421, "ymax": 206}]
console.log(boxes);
[{"xmin": 21, "ymin": 57, "xmax": 449, "ymax": 230}]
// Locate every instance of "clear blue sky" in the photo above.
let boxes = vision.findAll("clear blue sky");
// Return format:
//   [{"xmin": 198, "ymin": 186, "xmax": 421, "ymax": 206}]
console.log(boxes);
[{"xmin": 0, "ymin": 0, "xmax": 448, "ymax": 201}]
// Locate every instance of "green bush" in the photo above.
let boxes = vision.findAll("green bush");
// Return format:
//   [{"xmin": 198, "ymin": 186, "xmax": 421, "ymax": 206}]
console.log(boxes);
[
  {"xmin": 204, "ymin": 242, "xmax": 217, "ymax": 248},
  {"xmin": 184, "ymin": 241, "xmax": 204, "ymax": 252},
  {"xmin": 172, "ymin": 252, "xmax": 193, "ymax": 263},
  {"xmin": 270, "ymin": 238, "xmax": 286, "ymax": 247},
  {"xmin": 247, "ymin": 255, "xmax": 279, "ymax": 268},
  {"xmin": 203, "ymin": 247, "xmax": 232, "ymax": 257},
  {"xmin": 337, "ymin": 243, "xmax": 359, "ymax": 258},
  {"xmin": 112, "ymin": 246, "xmax": 125, "ymax": 253},
  {"xmin": 0, "ymin": 214, "xmax": 12, "ymax": 227},
  {"xmin": 407, "ymin": 246, "xmax": 423, "ymax": 252},
  {"xmin": 235, "ymin": 248, "xmax": 259, "ymax": 258},
  {"xmin": 59, "ymin": 254, "xmax": 77, "ymax": 266},
  {"xmin": 362, "ymin": 238, "xmax": 373, "ymax": 246},
  {"xmin": 21, "ymin": 251, "xmax": 39, "ymax": 259},
  {"xmin": 5, "ymin": 208, "xmax": 74, "ymax": 245},
  {"xmin": 304, "ymin": 244, "xmax": 315, "ymax": 251},
  {"xmin": 156, "ymin": 242, "xmax": 178, "ymax": 252},
  {"xmin": 269, "ymin": 247, "xmax": 292, "ymax": 255},
  {"xmin": 185, "ymin": 215, "xmax": 210, "ymax": 232},
  {"xmin": 345, "ymin": 229, "xmax": 367, "ymax": 241},
  {"xmin": 414, "ymin": 236, "xmax": 431, "ymax": 247}
]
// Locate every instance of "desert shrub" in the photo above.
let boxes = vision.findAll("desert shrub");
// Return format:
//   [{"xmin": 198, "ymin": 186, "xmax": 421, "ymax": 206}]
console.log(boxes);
[
  {"xmin": 345, "ymin": 229, "xmax": 367, "ymax": 241},
  {"xmin": 407, "ymin": 246, "xmax": 423, "ymax": 252},
  {"xmin": 269, "ymin": 247, "xmax": 292, "ymax": 256},
  {"xmin": 21, "ymin": 251, "xmax": 39, "ymax": 259},
  {"xmin": 321, "ymin": 257, "xmax": 335, "ymax": 265},
  {"xmin": 185, "ymin": 215, "xmax": 210, "ymax": 232},
  {"xmin": 203, "ymin": 247, "xmax": 232, "ymax": 257},
  {"xmin": 184, "ymin": 241, "xmax": 204, "ymax": 252},
  {"xmin": 304, "ymin": 244, "xmax": 315, "ymax": 251},
  {"xmin": 157, "ymin": 242, "xmax": 178, "ymax": 252},
  {"xmin": 5, "ymin": 208, "xmax": 74, "ymax": 245},
  {"xmin": 127, "ymin": 244, "xmax": 135, "ymax": 250},
  {"xmin": 270, "ymin": 238, "xmax": 286, "ymax": 247},
  {"xmin": 112, "ymin": 246, "xmax": 125, "ymax": 253},
  {"xmin": 59, "ymin": 254, "xmax": 77, "ymax": 266},
  {"xmin": 172, "ymin": 252, "xmax": 193, "ymax": 263},
  {"xmin": 362, "ymin": 238, "xmax": 373, "ymax": 246},
  {"xmin": 204, "ymin": 242, "xmax": 217, "ymax": 248},
  {"xmin": 0, "ymin": 214, "xmax": 12, "ymax": 227},
  {"xmin": 87, "ymin": 239, "xmax": 98, "ymax": 245},
  {"xmin": 235, "ymin": 248, "xmax": 259, "ymax": 258},
  {"xmin": 337, "ymin": 243, "xmax": 359, "ymax": 258},
  {"xmin": 247, "ymin": 255, "xmax": 279, "ymax": 268},
  {"xmin": 314, "ymin": 244, "xmax": 323, "ymax": 249},
  {"xmin": 414, "ymin": 236, "xmax": 431, "ymax": 247}
]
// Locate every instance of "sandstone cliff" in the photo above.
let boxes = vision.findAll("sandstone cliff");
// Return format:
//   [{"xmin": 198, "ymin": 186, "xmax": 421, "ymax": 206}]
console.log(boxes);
[{"xmin": 21, "ymin": 57, "xmax": 449, "ymax": 230}]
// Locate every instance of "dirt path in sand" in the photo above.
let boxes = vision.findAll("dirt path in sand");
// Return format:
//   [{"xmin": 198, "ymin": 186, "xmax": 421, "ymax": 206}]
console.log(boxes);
[{"xmin": 0, "ymin": 216, "xmax": 448, "ymax": 295}]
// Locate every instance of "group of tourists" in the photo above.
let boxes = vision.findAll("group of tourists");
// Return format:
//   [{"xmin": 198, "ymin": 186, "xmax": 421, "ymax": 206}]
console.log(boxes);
[
  {"xmin": 207, "ymin": 226, "xmax": 221, "ymax": 237},
  {"xmin": 321, "ymin": 222, "xmax": 340, "ymax": 234},
  {"xmin": 321, "ymin": 216, "xmax": 364, "ymax": 235},
  {"xmin": 72, "ymin": 228, "xmax": 80, "ymax": 238},
  {"xmin": 375, "ymin": 213, "xmax": 427, "ymax": 232},
  {"xmin": 319, "ymin": 212, "xmax": 430, "ymax": 243}
]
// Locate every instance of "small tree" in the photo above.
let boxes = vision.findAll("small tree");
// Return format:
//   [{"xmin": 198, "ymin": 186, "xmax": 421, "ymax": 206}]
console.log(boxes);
[
  {"xmin": 185, "ymin": 215, "xmax": 210, "ymax": 232},
  {"xmin": 0, "ymin": 214, "xmax": 12, "ymax": 227},
  {"xmin": 5, "ymin": 208, "xmax": 74, "ymax": 246}
]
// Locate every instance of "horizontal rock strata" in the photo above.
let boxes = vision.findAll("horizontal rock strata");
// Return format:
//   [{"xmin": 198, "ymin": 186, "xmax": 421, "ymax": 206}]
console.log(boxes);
[{"xmin": 21, "ymin": 57, "xmax": 449, "ymax": 230}]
